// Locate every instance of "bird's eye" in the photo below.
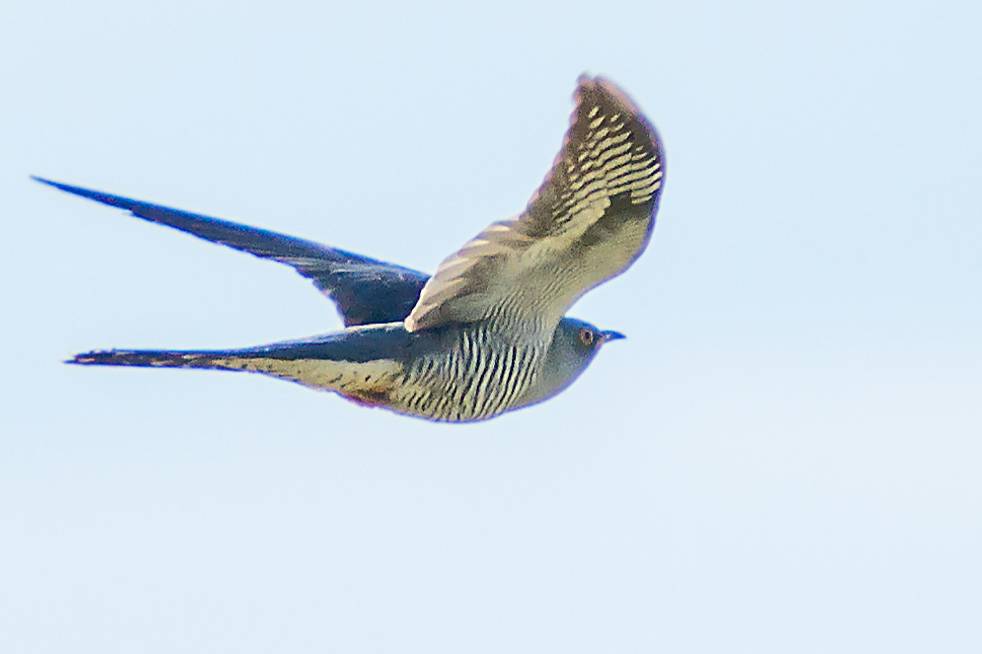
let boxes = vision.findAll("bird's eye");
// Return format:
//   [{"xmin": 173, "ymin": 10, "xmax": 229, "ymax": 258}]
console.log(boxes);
[{"xmin": 578, "ymin": 328, "xmax": 595, "ymax": 347}]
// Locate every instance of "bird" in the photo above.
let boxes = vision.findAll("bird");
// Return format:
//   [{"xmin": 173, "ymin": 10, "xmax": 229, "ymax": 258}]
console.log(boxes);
[{"xmin": 35, "ymin": 75, "xmax": 665, "ymax": 423}]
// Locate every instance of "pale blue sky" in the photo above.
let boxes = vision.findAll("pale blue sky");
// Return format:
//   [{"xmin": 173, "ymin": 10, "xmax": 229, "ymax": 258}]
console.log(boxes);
[{"xmin": 2, "ymin": 1, "xmax": 980, "ymax": 652}]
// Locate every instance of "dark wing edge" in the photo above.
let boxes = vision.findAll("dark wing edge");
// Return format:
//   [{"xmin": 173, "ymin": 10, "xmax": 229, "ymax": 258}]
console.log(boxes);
[{"xmin": 33, "ymin": 176, "xmax": 428, "ymax": 326}]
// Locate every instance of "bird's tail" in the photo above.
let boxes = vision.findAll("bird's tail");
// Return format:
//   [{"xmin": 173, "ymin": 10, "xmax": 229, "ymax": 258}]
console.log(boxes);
[
  {"xmin": 68, "ymin": 348, "xmax": 252, "ymax": 371},
  {"xmin": 65, "ymin": 325, "xmax": 415, "ymax": 397}
]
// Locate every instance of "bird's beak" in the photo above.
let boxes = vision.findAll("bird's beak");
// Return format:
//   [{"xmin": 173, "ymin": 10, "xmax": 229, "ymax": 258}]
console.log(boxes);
[{"xmin": 600, "ymin": 330, "xmax": 626, "ymax": 343}]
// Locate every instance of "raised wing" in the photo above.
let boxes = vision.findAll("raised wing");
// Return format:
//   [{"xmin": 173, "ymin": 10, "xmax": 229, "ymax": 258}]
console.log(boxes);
[
  {"xmin": 33, "ymin": 177, "xmax": 428, "ymax": 326},
  {"xmin": 405, "ymin": 76, "xmax": 664, "ymax": 333}
]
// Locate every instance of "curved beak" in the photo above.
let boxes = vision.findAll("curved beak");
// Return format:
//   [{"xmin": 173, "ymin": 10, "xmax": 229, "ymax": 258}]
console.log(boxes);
[{"xmin": 600, "ymin": 330, "xmax": 626, "ymax": 343}]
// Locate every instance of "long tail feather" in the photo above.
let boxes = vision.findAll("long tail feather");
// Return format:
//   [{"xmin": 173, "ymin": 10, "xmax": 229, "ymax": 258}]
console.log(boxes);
[
  {"xmin": 68, "ymin": 349, "xmax": 245, "ymax": 370},
  {"xmin": 65, "ymin": 326, "xmax": 415, "ymax": 397}
]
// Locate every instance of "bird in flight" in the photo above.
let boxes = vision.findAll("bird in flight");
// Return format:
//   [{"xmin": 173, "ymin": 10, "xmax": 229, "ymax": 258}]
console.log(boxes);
[{"xmin": 36, "ymin": 75, "xmax": 665, "ymax": 422}]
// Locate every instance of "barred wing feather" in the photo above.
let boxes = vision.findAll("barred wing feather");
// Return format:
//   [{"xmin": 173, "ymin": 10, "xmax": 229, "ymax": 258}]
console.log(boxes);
[{"xmin": 405, "ymin": 76, "xmax": 664, "ymax": 333}]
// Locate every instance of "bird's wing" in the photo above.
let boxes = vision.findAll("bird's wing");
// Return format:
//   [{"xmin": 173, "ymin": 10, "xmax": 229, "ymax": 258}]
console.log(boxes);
[
  {"xmin": 405, "ymin": 76, "xmax": 664, "ymax": 333},
  {"xmin": 34, "ymin": 177, "xmax": 428, "ymax": 326}
]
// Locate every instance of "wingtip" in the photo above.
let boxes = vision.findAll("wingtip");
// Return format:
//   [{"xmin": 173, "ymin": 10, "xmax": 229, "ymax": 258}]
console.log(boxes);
[
  {"xmin": 575, "ymin": 73, "xmax": 624, "ymax": 98},
  {"xmin": 577, "ymin": 75, "xmax": 643, "ymax": 117},
  {"xmin": 31, "ymin": 175, "xmax": 57, "ymax": 187},
  {"xmin": 29, "ymin": 176, "xmax": 134, "ymax": 210},
  {"xmin": 574, "ymin": 75, "xmax": 665, "ymax": 168},
  {"xmin": 31, "ymin": 175, "xmax": 79, "ymax": 195},
  {"xmin": 571, "ymin": 74, "xmax": 643, "ymax": 123},
  {"xmin": 574, "ymin": 73, "xmax": 597, "ymax": 100}
]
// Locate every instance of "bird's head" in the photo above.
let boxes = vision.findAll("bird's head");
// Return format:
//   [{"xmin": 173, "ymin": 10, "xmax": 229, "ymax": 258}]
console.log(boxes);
[
  {"xmin": 514, "ymin": 317, "xmax": 625, "ymax": 410},
  {"xmin": 561, "ymin": 317, "xmax": 626, "ymax": 356}
]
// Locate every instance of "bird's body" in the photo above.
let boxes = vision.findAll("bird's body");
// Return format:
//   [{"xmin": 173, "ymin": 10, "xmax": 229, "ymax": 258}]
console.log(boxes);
[
  {"xmin": 74, "ymin": 319, "xmax": 605, "ymax": 422},
  {"xmin": 38, "ymin": 75, "xmax": 664, "ymax": 422}
]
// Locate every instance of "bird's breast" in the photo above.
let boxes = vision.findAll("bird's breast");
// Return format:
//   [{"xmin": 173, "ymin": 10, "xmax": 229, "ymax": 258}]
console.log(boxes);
[{"xmin": 388, "ymin": 328, "xmax": 547, "ymax": 422}]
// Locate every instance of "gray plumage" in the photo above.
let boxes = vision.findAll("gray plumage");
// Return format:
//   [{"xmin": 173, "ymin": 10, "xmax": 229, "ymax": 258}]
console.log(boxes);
[{"xmin": 37, "ymin": 75, "xmax": 664, "ymax": 423}]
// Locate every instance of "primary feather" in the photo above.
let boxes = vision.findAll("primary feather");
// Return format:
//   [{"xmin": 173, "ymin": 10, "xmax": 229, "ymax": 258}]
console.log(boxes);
[{"xmin": 32, "ymin": 176, "xmax": 427, "ymax": 327}]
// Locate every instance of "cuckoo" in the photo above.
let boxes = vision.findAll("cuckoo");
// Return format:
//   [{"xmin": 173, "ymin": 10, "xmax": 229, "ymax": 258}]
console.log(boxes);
[{"xmin": 35, "ymin": 75, "xmax": 665, "ymax": 422}]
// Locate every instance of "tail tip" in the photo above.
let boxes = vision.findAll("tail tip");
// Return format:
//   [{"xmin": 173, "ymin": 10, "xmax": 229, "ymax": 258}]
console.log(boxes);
[{"xmin": 66, "ymin": 350, "xmax": 112, "ymax": 365}]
